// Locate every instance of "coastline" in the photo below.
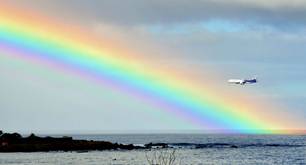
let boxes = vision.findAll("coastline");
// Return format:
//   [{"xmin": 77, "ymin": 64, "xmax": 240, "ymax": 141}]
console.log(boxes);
[
  {"xmin": 1, "ymin": 131, "xmax": 305, "ymax": 153},
  {"xmin": 0, "ymin": 131, "xmax": 152, "ymax": 152}
]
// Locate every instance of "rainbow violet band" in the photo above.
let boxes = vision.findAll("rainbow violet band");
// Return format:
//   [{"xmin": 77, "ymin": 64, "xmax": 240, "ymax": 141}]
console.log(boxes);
[{"xmin": 0, "ymin": 6, "xmax": 294, "ymax": 134}]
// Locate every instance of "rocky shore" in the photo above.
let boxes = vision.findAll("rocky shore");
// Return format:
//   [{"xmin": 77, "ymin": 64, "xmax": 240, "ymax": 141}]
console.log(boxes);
[{"xmin": 0, "ymin": 131, "xmax": 168, "ymax": 152}]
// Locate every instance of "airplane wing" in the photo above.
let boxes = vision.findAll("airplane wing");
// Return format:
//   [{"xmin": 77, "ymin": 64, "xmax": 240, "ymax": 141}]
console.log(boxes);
[{"xmin": 228, "ymin": 79, "xmax": 245, "ymax": 85}]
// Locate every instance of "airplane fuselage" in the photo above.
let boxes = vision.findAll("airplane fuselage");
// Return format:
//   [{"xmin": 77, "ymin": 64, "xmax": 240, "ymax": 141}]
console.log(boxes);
[{"xmin": 228, "ymin": 78, "xmax": 257, "ymax": 85}]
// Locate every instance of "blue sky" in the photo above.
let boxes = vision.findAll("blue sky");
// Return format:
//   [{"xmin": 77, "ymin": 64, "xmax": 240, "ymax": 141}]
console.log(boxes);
[{"xmin": 1, "ymin": 0, "xmax": 306, "ymax": 133}]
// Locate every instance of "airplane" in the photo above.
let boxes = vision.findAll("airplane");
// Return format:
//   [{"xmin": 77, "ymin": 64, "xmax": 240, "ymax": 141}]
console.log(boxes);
[{"xmin": 228, "ymin": 76, "xmax": 257, "ymax": 85}]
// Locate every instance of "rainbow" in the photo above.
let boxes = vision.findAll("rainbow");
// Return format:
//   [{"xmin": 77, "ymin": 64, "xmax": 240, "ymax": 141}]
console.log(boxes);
[{"xmin": 0, "ymin": 5, "xmax": 297, "ymax": 134}]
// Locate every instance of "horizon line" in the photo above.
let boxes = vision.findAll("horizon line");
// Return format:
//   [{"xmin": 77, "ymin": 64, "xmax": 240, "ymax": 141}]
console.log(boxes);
[{"xmin": 2, "ymin": 129, "xmax": 306, "ymax": 135}]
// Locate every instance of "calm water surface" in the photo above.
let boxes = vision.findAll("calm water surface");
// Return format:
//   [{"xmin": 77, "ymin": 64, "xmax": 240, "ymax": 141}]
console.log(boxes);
[{"xmin": 0, "ymin": 134, "xmax": 305, "ymax": 164}]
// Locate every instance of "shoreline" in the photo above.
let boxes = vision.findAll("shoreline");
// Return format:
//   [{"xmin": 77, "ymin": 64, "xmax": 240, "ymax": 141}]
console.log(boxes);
[
  {"xmin": 1, "ymin": 131, "xmax": 304, "ymax": 153},
  {"xmin": 0, "ymin": 131, "xmax": 171, "ymax": 152}
]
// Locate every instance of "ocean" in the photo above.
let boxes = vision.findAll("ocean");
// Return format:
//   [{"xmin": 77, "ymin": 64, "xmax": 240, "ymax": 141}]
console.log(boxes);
[{"xmin": 0, "ymin": 134, "xmax": 305, "ymax": 164}]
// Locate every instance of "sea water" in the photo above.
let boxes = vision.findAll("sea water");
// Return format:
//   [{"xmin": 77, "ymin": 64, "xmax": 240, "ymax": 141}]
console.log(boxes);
[{"xmin": 0, "ymin": 134, "xmax": 305, "ymax": 164}]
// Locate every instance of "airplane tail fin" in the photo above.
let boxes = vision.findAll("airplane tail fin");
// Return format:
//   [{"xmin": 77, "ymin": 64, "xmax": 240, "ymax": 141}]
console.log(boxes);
[{"xmin": 253, "ymin": 75, "xmax": 258, "ymax": 83}]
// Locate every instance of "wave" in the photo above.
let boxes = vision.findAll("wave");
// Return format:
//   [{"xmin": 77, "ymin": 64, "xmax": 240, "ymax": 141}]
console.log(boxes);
[{"xmin": 146, "ymin": 142, "xmax": 304, "ymax": 149}]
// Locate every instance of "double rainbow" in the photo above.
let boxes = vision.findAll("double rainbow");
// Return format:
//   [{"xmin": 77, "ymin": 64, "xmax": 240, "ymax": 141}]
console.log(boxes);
[{"xmin": 0, "ymin": 5, "xmax": 295, "ymax": 134}]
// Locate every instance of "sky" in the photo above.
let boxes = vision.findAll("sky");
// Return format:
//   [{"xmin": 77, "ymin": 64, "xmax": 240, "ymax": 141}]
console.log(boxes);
[{"xmin": 1, "ymin": 0, "xmax": 306, "ymax": 134}]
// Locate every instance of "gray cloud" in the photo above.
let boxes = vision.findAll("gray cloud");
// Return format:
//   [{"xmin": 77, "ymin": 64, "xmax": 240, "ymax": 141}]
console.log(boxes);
[{"xmin": 6, "ymin": 0, "xmax": 306, "ymax": 29}]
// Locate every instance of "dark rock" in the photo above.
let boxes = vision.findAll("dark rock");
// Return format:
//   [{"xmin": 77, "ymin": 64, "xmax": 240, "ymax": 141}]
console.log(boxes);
[
  {"xmin": 230, "ymin": 145, "xmax": 238, "ymax": 148},
  {"xmin": 0, "ymin": 132, "xmax": 22, "ymax": 142},
  {"xmin": 0, "ymin": 131, "xmax": 144, "ymax": 152},
  {"xmin": 145, "ymin": 142, "xmax": 168, "ymax": 148},
  {"xmin": 266, "ymin": 144, "xmax": 281, "ymax": 147}
]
